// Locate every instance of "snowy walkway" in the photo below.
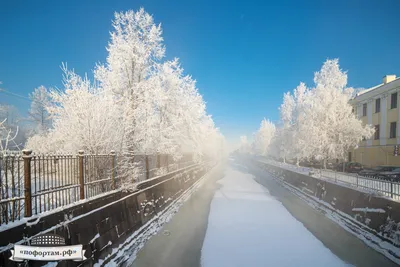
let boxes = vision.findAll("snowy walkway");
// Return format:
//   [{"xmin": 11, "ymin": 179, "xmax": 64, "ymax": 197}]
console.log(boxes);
[{"xmin": 201, "ymin": 162, "xmax": 352, "ymax": 267}]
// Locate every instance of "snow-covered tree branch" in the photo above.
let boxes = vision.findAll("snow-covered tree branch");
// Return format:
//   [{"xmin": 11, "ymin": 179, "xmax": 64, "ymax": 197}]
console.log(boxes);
[
  {"xmin": 28, "ymin": 85, "xmax": 52, "ymax": 135},
  {"xmin": 25, "ymin": 8, "xmax": 226, "ymax": 182},
  {"xmin": 252, "ymin": 119, "xmax": 276, "ymax": 156},
  {"xmin": 252, "ymin": 59, "xmax": 374, "ymax": 167}
]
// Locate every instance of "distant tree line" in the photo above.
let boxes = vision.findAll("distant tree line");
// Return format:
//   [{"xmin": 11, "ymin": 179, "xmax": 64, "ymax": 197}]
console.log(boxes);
[{"xmin": 243, "ymin": 59, "xmax": 374, "ymax": 168}]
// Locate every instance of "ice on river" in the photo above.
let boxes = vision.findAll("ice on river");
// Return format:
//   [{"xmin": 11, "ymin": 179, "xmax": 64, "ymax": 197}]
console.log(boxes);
[{"xmin": 201, "ymin": 162, "xmax": 353, "ymax": 267}]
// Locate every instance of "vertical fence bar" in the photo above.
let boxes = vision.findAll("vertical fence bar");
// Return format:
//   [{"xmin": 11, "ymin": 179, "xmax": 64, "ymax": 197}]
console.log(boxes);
[
  {"xmin": 46, "ymin": 155, "xmax": 50, "ymax": 211},
  {"xmin": 356, "ymin": 174, "xmax": 359, "ymax": 188},
  {"xmin": 23, "ymin": 149, "xmax": 32, "ymax": 218},
  {"xmin": 111, "ymin": 151, "xmax": 116, "ymax": 190},
  {"xmin": 38, "ymin": 155, "xmax": 42, "ymax": 214},
  {"xmin": 145, "ymin": 155, "xmax": 149, "ymax": 180},
  {"xmin": 62, "ymin": 155, "xmax": 66, "ymax": 207},
  {"xmin": 11, "ymin": 155, "xmax": 15, "ymax": 221},
  {"xmin": 78, "ymin": 150, "xmax": 85, "ymax": 200},
  {"xmin": 33, "ymin": 155, "xmax": 37, "ymax": 215},
  {"xmin": 17, "ymin": 156, "xmax": 21, "ymax": 220},
  {"xmin": 4, "ymin": 154, "xmax": 9, "ymax": 224},
  {"xmin": 50, "ymin": 155, "xmax": 54, "ymax": 209},
  {"xmin": 391, "ymin": 181, "xmax": 394, "ymax": 199}
]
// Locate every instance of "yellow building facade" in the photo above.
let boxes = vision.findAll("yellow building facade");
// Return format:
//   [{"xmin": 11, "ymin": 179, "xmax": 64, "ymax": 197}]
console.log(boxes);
[{"xmin": 350, "ymin": 75, "xmax": 400, "ymax": 167}]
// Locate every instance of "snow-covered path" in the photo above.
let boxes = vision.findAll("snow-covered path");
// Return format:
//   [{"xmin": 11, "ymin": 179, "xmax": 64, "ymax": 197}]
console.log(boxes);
[{"xmin": 201, "ymin": 163, "xmax": 352, "ymax": 267}]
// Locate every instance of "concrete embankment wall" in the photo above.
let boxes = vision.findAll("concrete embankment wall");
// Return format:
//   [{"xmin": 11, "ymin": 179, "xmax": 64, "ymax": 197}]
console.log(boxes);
[
  {"xmin": 0, "ymin": 163, "xmax": 214, "ymax": 267},
  {"xmin": 254, "ymin": 160, "xmax": 400, "ymax": 247}
]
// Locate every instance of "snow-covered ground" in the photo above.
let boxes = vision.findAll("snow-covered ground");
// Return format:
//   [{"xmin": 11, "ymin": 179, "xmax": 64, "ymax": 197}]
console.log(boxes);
[{"xmin": 201, "ymin": 163, "xmax": 353, "ymax": 267}]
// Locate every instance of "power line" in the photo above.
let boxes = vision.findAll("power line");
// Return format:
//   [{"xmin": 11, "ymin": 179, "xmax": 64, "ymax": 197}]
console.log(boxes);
[
  {"xmin": 0, "ymin": 88, "xmax": 31, "ymax": 101},
  {"xmin": 0, "ymin": 88, "xmax": 52, "ymax": 109}
]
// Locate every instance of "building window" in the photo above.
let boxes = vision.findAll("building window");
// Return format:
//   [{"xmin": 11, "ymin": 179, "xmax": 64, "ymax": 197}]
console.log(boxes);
[
  {"xmin": 391, "ymin": 92, "xmax": 398, "ymax": 109},
  {"xmin": 374, "ymin": 125, "xmax": 380, "ymax": 140},
  {"xmin": 375, "ymin": 98, "xmax": 380, "ymax": 113},
  {"xmin": 390, "ymin": 122, "xmax": 397, "ymax": 139},
  {"xmin": 363, "ymin": 103, "xmax": 367, "ymax": 116}
]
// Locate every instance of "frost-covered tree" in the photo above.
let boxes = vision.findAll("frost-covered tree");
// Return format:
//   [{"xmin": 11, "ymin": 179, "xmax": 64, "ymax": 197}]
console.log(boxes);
[
  {"xmin": 143, "ymin": 59, "xmax": 207, "ymax": 158},
  {"xmin": 94, "ymin": 9, "xmax": 224, "ymax": 161},
  {"xmin": 95, "ymin": 8, "xmax": 165, "ymax": 97},
  {"xmin": 275, "ymin": 59, "xmax": 374, "ymax": 167},
  {"xmin": 307, "ymin": 59, "xmax": 374, "ymax": 166},
  {"xmin": 0, "ymin": 104, "xmax": 20, "ymax": 128},
  {"xmin": 252, "ymin": 118, "xmax": 276, "ymax": 156},
  {"xmin": 0, "ymin": 104, "xmax": 26, "ymax": 150},
  {"xmin": 28, "ymin": 85, "xmax": 52, "ymax": 135},
  {"xmin": 26, "ymin": 8, "xmax": 225, "ymax": 182},
  {"xmin": 94, "ymin": 9, "xmax": 165, "ymax": 157},
  {"xmin": 279, "ymin": 83, "xmax": 313, "ymax": 165},
  {"xmin": 267, "ymin": 127, "xmax": 284, "ymax": 160},
  {"xmin": 26, "ymin": 66, "xmax": 124, "ymax": 154},
  {"xmin": 279, "ymin": 92, "xmax": 295, "ymax": 163},
  {"xmin": 0, "ymin": 118, "xmax": 20, "ymax": 153},
  {"xmin": 239, "ymin": 135, "xmax": 250, "ymax": 153},
  {"xmin": 26, "ymin": 8, "xmax": 225, "ymax": 157}
]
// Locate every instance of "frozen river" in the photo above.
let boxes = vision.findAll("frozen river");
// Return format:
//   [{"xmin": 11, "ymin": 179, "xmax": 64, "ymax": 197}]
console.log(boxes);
[
  {"xmin": 127, "ymin": 160, "xmax": 397, "ymax": 267},
  {"xmin": 201, "ymin": 163, "xmax": 351, "ymax": 267}
]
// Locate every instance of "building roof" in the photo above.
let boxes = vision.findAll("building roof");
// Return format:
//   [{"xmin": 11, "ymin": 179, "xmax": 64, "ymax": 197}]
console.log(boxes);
[
  {"xmin": 350, "ymin": 77, "xmax": 400, "ymax": 104},
  {"xmin": 355, "ymin": 83, "xmax": 384, "ymax": 97}
]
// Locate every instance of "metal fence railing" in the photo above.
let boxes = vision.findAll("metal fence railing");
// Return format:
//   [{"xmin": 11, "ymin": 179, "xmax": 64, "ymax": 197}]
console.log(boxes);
[
  {"xmin": 0, "ymin": 150, "xmax": 196, "ymax": 225},
  {"xmin": 0, "ymin": 153, "xmax": 23, "ymax": 224},
  {"xmin": 31, "ymin": 154, "xmax": 80, "ymax": 216},
  {"xmin": 257, "ymin": 157, "xmax": 400, "ymax": 201}
]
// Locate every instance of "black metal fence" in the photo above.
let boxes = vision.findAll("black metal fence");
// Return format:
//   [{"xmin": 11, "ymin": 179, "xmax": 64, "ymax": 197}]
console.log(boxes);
[
  {"xmin": 314, "ymin": 168, "xmax": 400, "ymax": 200},
  {"xmin": 258, "ymin": 157, "xmax": 400, "ymax": 200},
  {"xmin": 0, "ymin": 150, "xmax": 195, "ymax": 225},
  {"xmin": 0, "ymin": 152, "xmax": 23, "ymax": 224},
  {"xmin": 0, "ymin": 160, "xmax": 215, "ymax": 267}
]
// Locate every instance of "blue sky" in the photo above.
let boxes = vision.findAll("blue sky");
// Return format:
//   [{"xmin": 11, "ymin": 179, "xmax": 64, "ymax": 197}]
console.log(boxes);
[{"xmin": 1, "ymin": 0, "xmax": 400, "ymax": 145}]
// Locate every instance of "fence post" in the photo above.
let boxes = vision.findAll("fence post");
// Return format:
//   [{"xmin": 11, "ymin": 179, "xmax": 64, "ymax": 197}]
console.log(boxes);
[
  {"xmin": 78, "ymin": 150, "xmax": 85, "ymax": 200},
  {"xmin": 145, "ymin": 155, "xmax": 149, "ymax": 180},
  {"xmin": 110, "ymin": 150, "xmax": 116, "ymax": 190},
  {"xmin": 356, "ymin": 174, "xmax": 359, "ymax": 187},
  {"xmin": 391, "ymin": 181, "xmax": 394, "ymax": 198},
  {"xmin": 23, "ymin": 149, "xmax": 32, "ymax": 217}
]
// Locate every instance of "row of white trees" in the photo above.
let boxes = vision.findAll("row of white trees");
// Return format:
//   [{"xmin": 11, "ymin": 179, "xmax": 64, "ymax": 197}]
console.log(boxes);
[
  {"xmin": 0, "ymin": 99, "xmax": 27, "ymax": 152},
  {"xmin": 25, "ymin": 9, "xmax": 226, "ymax": 163},
  {"xmin": 0, "ymin": 83, "xmax": 53, "ymax": 151},
  {"xmin": 248, "ymin": 59, "xmax": 374, "ymax": 167}
]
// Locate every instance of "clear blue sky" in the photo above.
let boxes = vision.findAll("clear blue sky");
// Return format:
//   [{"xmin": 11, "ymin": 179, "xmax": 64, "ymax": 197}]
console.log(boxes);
[{"xmin": 1, "ymin": 0, "xmax": 400, "ymax": 144}]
